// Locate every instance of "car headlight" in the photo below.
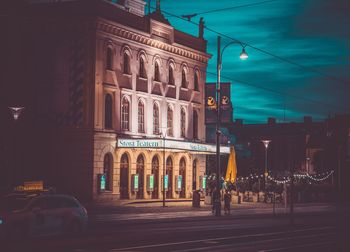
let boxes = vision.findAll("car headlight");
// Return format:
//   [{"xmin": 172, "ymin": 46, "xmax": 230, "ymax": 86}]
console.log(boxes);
[{"xmin": 0, "ymin": 219, "xmax": 3, "ymax": 225}]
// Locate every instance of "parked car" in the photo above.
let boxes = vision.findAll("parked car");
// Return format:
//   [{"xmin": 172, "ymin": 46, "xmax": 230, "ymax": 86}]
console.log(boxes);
[{"xmin": 0, "ymin": 193, "xmax": 88, "ymax": 239}]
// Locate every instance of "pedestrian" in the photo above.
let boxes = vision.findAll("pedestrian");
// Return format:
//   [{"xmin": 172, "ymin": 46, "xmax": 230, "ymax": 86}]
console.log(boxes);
[
  {"xmin": 224, "ymin": 190, "xmax": 231, "ymax": 215},
  {"xmin": 212, "ymin": 187, "xmax": 221, "ymax": 215}
]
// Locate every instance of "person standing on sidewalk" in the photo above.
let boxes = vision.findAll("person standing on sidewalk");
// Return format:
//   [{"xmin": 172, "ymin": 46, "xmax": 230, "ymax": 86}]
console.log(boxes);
[
  {"xmin": 212, "ymin": 187, "xmax": 221, "ymax": 215},
  {"xmin": 224, "ymin": 190, "xmax": 231, "ymax": 215}
]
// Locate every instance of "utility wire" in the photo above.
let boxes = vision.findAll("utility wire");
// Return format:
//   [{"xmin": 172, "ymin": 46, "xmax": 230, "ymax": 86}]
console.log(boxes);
[
  {"xmin": 146, "ymin": 3, "xmax": 350, "ymax": 114},
  {"xmin": 206, "ymin": 70, "xmax": 350, "ymax": 112},
  {"xmin": 181, "ymin": 0, "xmax": 280, "ymax": 20},
  {"xmin": 150, "ymin": 4, "xmax": 349, "ymax": 87}
]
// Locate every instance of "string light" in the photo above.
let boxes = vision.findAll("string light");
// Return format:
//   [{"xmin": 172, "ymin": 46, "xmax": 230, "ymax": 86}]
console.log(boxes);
[{"xmin": 235, "ymin": 170, "xmax": 334, "ymax": 184}]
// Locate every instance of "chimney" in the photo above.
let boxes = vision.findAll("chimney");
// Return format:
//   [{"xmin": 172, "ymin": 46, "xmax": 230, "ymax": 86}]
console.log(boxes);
[
  {"xmin": 267, "ymin": 117, "xmax": 276, "ymax": 125},
  {"xmin": 118, "ymin": 0, "xmax": 146, "ymax": 17}
]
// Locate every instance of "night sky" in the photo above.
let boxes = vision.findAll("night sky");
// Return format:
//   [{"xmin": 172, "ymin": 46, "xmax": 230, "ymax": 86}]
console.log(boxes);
[{"xmin": 149, "ymin": 0, "xmax": 350, "ymax": 123}]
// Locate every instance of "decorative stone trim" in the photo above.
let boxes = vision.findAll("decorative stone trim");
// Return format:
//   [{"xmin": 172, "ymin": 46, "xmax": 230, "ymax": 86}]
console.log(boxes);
[{"xmin": 96, "ymin": 20, "xmax": 211, "ymax": 64}]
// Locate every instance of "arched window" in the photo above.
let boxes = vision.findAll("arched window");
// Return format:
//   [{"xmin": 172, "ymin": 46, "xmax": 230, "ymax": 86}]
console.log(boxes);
[
  {"xmin": 192, "ymin": 159, "xmax": 197, "ymax": 190},
  {"xmin": 103, "ymin": 153, "xmax": 113, "ymax": 191},
  {"xmin": 168, "ymin": 66, "xmax": 174, "ymax": 85},
  {"xmin": 123, "ymin": 52, "xmax": 130, "ymax": 74},
  {"xmin": 120, "ymin": 153, "xmax": 129, "ymax": 199},
  {"xmin": 138, "ymin": 100, "xmax": 145, "ymax": 133},
  {"xmin": 121, "ymin": 97, "xmax": 130, "ymax": 131},
  {"xmin": 106, "ymin": 47, "xmax": 113, "ymax": 70},
  {"xmin": 151, "ymin": 156, "xmax": 159, "ymax": 199},
  {"xmin": 136, "ymin": 155, "xmax": 144, "ymax": 199},
  {"xmin": 166, "ymin": 157, "xmax": 173, "ymax": 198},
  {"xmin": 179, "ymin": 158, "xmax": 186, "ymax": 198},
  {"xmin": 194, "ymin": 71, "xmax": 199, "ymax": 91},
  {"xmin": 181, "ymin": 68, "xmax": 187, "ymax": 88},
  {"xmin": 105, "ymin": 94, "xmax": 113, "ymax": 129},
  {"xmin": 154, "ymin": 61, "xmax": 160, "ymax": 81},
  {"xmin": 167, "ymin": 106, "xmax": 173, "ymax": 137},
  {"xmin": 180, "ymin": 107, "xmax": 186, "ymax": 138},
  {"xmin": 153, "ymin": 103, "xmax": 159, "ymax": 134},
  {"xmin": 139, "ymin": 57, "xmax": 146, "ymax": 78},
  {"xmin": 193, "ymin": 110, "xmax": 198, "ymax": 140}
]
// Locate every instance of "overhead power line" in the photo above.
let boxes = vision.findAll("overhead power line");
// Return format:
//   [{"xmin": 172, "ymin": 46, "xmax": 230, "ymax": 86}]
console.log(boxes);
[
  {"xmin": 181, "ymin": 0, "xmax": 280, "ymax": 20},
  {"xmin": 151, "ymin": 4, "xmax": 349, "ymax": 87}
]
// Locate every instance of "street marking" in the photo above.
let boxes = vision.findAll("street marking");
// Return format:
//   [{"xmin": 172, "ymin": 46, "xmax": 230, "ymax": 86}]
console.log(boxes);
[
  {"xmin": 109, "ymin": 226, "xmax": 335, "ymax": 251},
  {"xmin": 257, "ymin": 241, "xmax": 334, "ymax": 252},
  {"xmin": 171, "ymin": 232, "xmax": 335, "ymax": 252}
]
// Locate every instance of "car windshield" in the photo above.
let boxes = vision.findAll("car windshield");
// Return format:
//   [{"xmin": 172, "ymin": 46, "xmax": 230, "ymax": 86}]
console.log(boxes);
[{"xmin": 0, "ymin": 196, "xmax": 32, "ymax": 211}]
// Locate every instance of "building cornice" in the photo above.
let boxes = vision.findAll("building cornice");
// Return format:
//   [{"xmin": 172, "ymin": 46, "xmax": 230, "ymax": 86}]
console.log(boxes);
[{"xmin": 95, "ymin": 19, "xmax": 211, "ymax": 64}]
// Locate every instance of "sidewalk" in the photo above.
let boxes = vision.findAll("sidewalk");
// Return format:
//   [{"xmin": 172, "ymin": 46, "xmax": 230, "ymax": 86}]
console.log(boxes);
[{"xmin": 87, "ymin": 201, "xmax": 336, "ymax": 223}]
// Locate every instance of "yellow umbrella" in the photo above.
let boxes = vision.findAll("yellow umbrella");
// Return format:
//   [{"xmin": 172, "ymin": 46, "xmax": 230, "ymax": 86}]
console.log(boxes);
[{"xmin": 225, "ymin": 146, "xmax": 237, "ymax": 183}]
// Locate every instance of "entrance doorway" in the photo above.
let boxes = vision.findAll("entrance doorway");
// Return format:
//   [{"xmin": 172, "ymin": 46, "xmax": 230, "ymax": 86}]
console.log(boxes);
[
  {"xmin": 136, "ymin": 155, "xmax": 144, "ymax": 199},
  {"xmin": 120, "ymin": 153, "xmax": 129, "ymax": 199},
  {"xmin": 179, "ymin": 158, "xmax": 186, "ymax": 198},
  {"xmin": 151, "ymin": 156, "xmax": 159, "ymax": 199},
  {"xmin": 166, "ymin": 157, "xmax": 173, "ymax": 199}
]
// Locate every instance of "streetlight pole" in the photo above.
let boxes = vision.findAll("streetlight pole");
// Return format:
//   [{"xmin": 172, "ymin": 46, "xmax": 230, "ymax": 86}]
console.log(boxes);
[
  {"xmin": 160, "ymin": 127, "xmax": 169, "ymax": 207},
  {"xmin": 261, "ymin": 140, "xmax": 271, "ymax": 185},
  {"xmin": 8, "ymin": 106, "xmax": 25, "ymax": 190},
  {"xmin": 215, "ymin": 36, "xmax": 248, "ymax": 216}
]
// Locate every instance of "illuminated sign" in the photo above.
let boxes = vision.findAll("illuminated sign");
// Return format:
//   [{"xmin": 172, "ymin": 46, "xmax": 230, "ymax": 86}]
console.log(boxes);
[
  {"xmin": 117, "ymin": 139, "xmax": 230, "ymax": 154},
  {"xmin": 132, "ymin": 174, "xmax": 139, "ymax": 191},
  {"xmin": 147, "ymin": 174, "xmax": 154, "ymax": 191},
  {"xmin": 100, "ymin": 174, "xmax": 106, "ymax": 191},
  {"xmin": 14, "ymin": 181, "xmax": 44, "ymax": 192},
  {"xmin": 202, "ymin": 175, "xmax": 207, "ymax": 189},
  {"xmin": 164, "ymin": 175, "xmax": 169, "ymax": 191},
  {"xmin": 176, "ymin": 175, "xmax": 182, "ymax": 191}
]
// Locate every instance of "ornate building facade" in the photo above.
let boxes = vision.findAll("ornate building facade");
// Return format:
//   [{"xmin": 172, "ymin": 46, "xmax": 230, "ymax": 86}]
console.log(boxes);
[{"xmin": 93, "ymin": 1, "xmax": 212, "ymax": 202}]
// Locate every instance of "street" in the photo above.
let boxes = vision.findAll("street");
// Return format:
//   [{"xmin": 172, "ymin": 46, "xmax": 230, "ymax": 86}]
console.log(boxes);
[{"xmin": 4, "ymin": 203, "xmax": 347, "ymax": 252}]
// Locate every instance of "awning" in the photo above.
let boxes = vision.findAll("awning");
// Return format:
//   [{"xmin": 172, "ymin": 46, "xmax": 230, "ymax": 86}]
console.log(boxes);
[{"xmin": 117, "ymin": 138, "xmax": 230, "ymax": 155}]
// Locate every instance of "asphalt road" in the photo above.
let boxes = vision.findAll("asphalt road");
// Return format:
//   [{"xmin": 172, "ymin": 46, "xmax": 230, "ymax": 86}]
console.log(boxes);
[{"xmin": 4, "ymin": 210, "xmax": 347, "ymax": 252}]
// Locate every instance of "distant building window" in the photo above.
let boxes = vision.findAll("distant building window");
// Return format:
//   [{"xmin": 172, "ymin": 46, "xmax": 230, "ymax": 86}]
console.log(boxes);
[
  {"xmin": 168, "ymin": 66, "xmax": 174, "ymax": 85},
  {"xmin": 105, "ymin": 94, "xmax": 113, "ymax": 129},
  {"xmin": 193, "ymin": 110, "xmax": 198, "ymax": 140},
  {"xmin": 121, "ymin": 97, "xmax": 130, "ymax": 131},
  {"xmin": 153, "ymin": 103, "xmax": 159, "ymax": 135},
  {"xmin": 194, "ymin": 72, "xmax": 199, "ymax": 91},
  {"xmin": 180, "ymin": 107, "xmax": 186, "ymax": 137},
  {"xmin": 106, "ymin": 47, "xmax": 113, "ymax": 70},
  {"xmin": 138, "ymin": 100, "xmax": 145, "ymax": 133},
  {"xmin": 167, "ymin": 106, "xmax": 173, "ymax": 137},
  {"xmin": 139, "ymin": 57, "xmax": 146, "ymax": 78},
  {"xmin": 154, "ymin": 61, "xmax": 160, "ymax": 81},
  {"xmin": 181, "ymin": 68, "xmax": 187, "ymax": 88},
  {"xmin": 103, "ymin": 153, "xmax": 113, "ymax": 191},
  {"xmin": 123, "ymin": 52, "xmax": 130, "ymax": 74}
]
